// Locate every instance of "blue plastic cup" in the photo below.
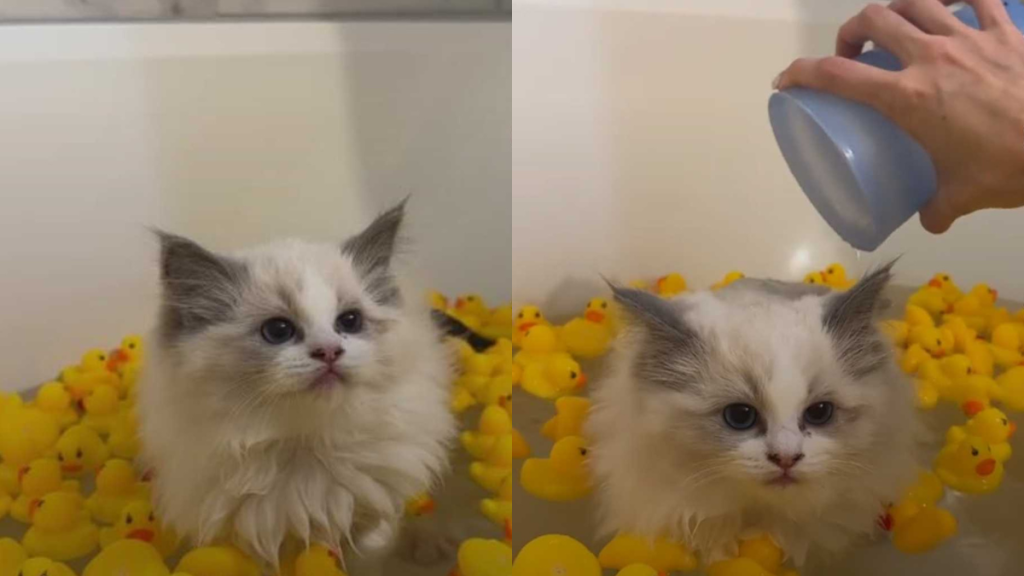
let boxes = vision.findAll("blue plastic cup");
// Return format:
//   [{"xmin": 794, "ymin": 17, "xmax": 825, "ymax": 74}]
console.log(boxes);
[{"xmin": 770, "ymin": 1, "xmax": 1024, "ymax": 251}]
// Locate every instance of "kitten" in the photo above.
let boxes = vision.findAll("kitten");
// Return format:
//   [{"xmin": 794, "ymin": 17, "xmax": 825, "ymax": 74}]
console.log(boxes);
[
  {"xmin": 587, "ymin": 264, "xmax": 918, "ymax": 566},
  {"xmin": 137, "ymin": 201, "xmax": 457, "ymax": 567}
]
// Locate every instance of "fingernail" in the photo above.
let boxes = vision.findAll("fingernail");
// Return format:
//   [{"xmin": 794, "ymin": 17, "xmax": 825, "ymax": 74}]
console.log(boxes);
[{"xmin": 772, "ymin": 73, "xmax": 782, "ymax": 90}]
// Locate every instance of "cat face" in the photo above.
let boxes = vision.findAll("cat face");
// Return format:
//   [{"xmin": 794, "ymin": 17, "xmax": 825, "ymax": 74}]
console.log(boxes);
[
  {"xmin": 614, "ymin": 265, "xmax": 901, "ymax": 497},
  {"xmin": 155, "ymin": 202, "xmax": 408, "ymax": 405}
]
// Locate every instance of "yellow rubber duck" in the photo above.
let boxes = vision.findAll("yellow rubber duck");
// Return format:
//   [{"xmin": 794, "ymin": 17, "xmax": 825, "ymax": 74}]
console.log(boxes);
[
  {"xmin": 513, "ymin": 325, "xmax": 566, "ymax": 367},
  {"xmin": 542, "ymin": 396, "xmax": 591, "ymax": 442},
  {"xmin": 941, "ymin": 316, "xmax": 977, "ymax": 352},
  {"xmin": 655, "ymin": 273, "xmax": 687, "ymax": 297},
  {"xmin": 907, "ymin": 325, "xmax": 955, "ymax": 358},
  {"xmin": 14, "ymin": 558, "xmax": 77, "ymax": 576},
  {"xmin": 469, "ymin": 460, "xmax": 513, "ymax": 494},
  {"xmin": 0, "ymin": 405, "xmax": 61, "ymax": 491},
  {"xmin": 908, "ymin": 286, "xmax": 948, "ymax": 317},
  {"xmin": 479, "ymin": 304, "xmax": 518, "ymax": 341},
  {"xmin": 484, "ymin": 338, "xmax": 522, "ymax": 384},
  {"xmin": 512, "ymin": 305, "xmax": 550, "ymax": 345},
  {"xmin": 427, "ymin": 290, "xmax": 448, "ymax": 311},
  {"xmin": 882, "ymin": 471, "xmax": 957, "ymax": 554},
  {"xmin": 474, "ymin": 373, "xmax": 516, "ymax": 408},
  {"xmin": 11, "ymin": 458, "xmax": 80, "ymax": 524},
  {"xmin": 953, "ymin": 284, "xmax": 998, "ymax": 315},
  {"xmin": 61, "ymin": 349, "xmax": 120, "ymax": 401},
  {"xmin": 912, "ymin": 378, "xmax": 939, "ymax": 410},
  {"xmin": 175, "ymin": 545, "xmax": 260, "ymax": 576},
  {"xmin": 512, "ymin": 534, "xmax": 601, "ymax": 576},
  {"xmin": 946, "ymin": 408, "xmax": 1014, "ymax": 462},
  {"xmin": 293, "ymin": 545, "xmax": 346, "ymax": 576},
  {"xmin": 940, "ymin": 374, "xmax": 996, "ymax": 416},
  {"xmin": 450, "ymin": 294, "xmax": 490, "ymax": 330},
  {"xmin": 108, "ymin": 406, "xmax": 141, "ymax": 460},
  {"xmin": 55, "ymin": 425, "xmax": 109, "ymax": 478},
  {"xmin": 0, "ymin": 538, "xmax": 27, "ymax": 576},
  {"xmin": 479, "ymin": 497, "xmax": 512, "ymax": 529},
  {"xmin": 821, "ymin": 263, "xmax": 854, "ymax": 291},
  {"xmin": 461, "ymin": 406, "xmax": 521, "ymax": 464},
  {"xmin": 802, "ymin": 271, "xmax": 826, "ymax": 286},
  {"xmin": 899, "ymin": 345, "xmax": 933, "ymax": 375},
  {"xmin": 87, "ymin": 459, "xmax": 150, "ymax": 524},
  {"xmin": 457, "ymin": 538, "xmax": 513, "ymax": 576},
  {"xmin": 404, "ymin": 492, "xmax": 436, "ymax": 517},
  {"xmin": 989, "ymin": 323, "xmax": 1024, "ymax": 369},
  {"xmin": 520, "ymin": 436, "xmax": 591, "ymax": 501},
  {"xmin": 31, "ymin": 382, "xmax": 79, "ymax": 430},
  {"xmin": 84, "ymin": 539, "xmax": 170, "ymax": 576},
  {"xmin": 964, "ymin": 339, "xmax": 995, "ymax": 377},
  {"xmin": 21, "ymin": 491, "xmax": 98, "ymax": 561},
  {"xmin": 905, "ymin": 304, "xmax": 935, "ymax": 329},
  {"xmin": 521, "ymin": 353, "xmax": 586, "ymax": 400},
  {"xmin": 711, "ymin": 271, "xmax": 745, "ymax": 291},
  {"xmin": 935, "ymin": 435, "xmax": 1004, "ymax": 494},
  {"xmin": 99, "ymin": 500, "xmax": 179, "ymax": 557},
  {"xmin": 562, "ymin": 298, "xmax": 615, "ymax": 359},
  {"xmin": 879, "ymin": 319, "xmax": 909, "ymax": 348},
  {"xmin": 107, "ymin": 335, "xmax": 145, "ymax": 378},
  {"xmin": 927, "ymin": 273, "xmax": 963, "ymax": 304},
  {"xmin": 451, "ymin": 385, "xmax": 479, "ymax": 414},
  {"xmin": 81, "ymin": 384, "xmax": 121, "ymax": 437},
  {"xmin": 995, "ymin": 366, "xmax": 1024, "ymax": 411},
  {"xmin": 597, "ymin": 532, "xmax": 698, "ymax": 572}
]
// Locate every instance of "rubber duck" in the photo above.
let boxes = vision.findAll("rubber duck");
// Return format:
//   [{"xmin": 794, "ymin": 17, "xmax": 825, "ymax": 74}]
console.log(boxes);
[
  {"xmin": 964, "ymin": 339, "xmax": 995, "ymax": 377},
  {"xmin": 451, "ymin": 385, "xmax": 479, "ymax": 414},
  {"xmin": 294, "ymin": 545, "xmax": 346, "ymax": 576},
  {"xmin": 81, "ymin": 385, "xmax": 121, "ymax": 437},
  {"xmin": 175, "ymin": 545, "xmax": 261, "ymax": 576},
  {"xmin": 597, "ymin": 532, "xmax": 698, "ymax": 572},
  {"xmin": 461, "ymin": 406, "xmax": 518, "ymax": 464},
  {"xmin": 31, "ymin": 382, "xmax": 78, "ymax": 430},
  {"xmin": 941, "ymin": 374, "xmax": 996, "ymax": 415},
  {"xmin": 108, "ymin": 335, "xmax": 144, "ymax": 375},
  {"xmin": 907, "ymin": 325, "xmax": 954, "ymax": 358},
  {"xmin": 86, "ymin": 459, "xmax": 150, "ymax": 524},
  {"xmin": 479, "ymin": 305, "xmax": 518, "ymax": 341},
  {"xmin": 953, "ymin": 284, "xmax": 998, "ymax": 316},
  {"xmin": 450, "ymin": 294, "xmax": 490, "ymax": 330},
  {"xmin": 84, "ymin": 539, "xmax": 169, "ymax": 576},
  {"xmin": 883, "ymin": 472, "xmax": 958, "ymax": 554},
  {"xmin": 404, "ymin": 492, "xmax": 436, "ymax": 517},
  {"xmin": 61, "ymin": 350, "xmax": 120, "ymax": 401},
  {"xmin": 54, "ymin": 425, "xmax": 109, "ymax": 478},
  {"xmin": 995, "ymin": 367, "xmax": 1024, "ymax": 411},
  {"xmin": 989, "ymin": 323, "xmax": 1024, "ymax": 369},
  {"xmin": 821, "ymin": 263, "xmax": 854, "ymax": 291},
  {"xmin": 107, "ymin": 407, "xmax": 141, "ymax": 460},
  {"xmin": 485, "ymin": 338, "xmax": 522, "ymax": 382},
  {"xmin": 479, "ymin": 496, "xmax": 512, "ymax": 528},
  {"xmin": 512, "ymin": 305, "xmax": 550, "ymax": 344},
  {"xmin": 0, "ymin": 538, "xmax": 27, "ymax": 576},
  {"xmin": 737, "ymin": 534, "xmax": 788, "ymax": 574},
  {"xmin": 946, "ymin": 408, "xmax": 1014, "ymax": 462},
  {"xmin": 521, "ymin": 353, "xmax": 586, "ymax": 400},
  {"xmin": 10, "ymin": 458, "xmax": 80, "ymax": 524},
  {"xmin": 513, "ymin": 325, "xmax": 565, "ymax": 367},
  {"xmin": 934, "ymin": 435, "xmax": 1004, "ymax": 494},
  {"xmin": 941, "ymin": 316, "xmax": 977, "ymax": 353},
  {"xmin": 802, "ymin": 271, "xmax": 825, "ymax": 287},
  {"xmin": 927, "ymin": 273, "xmax": 962, "ymax": 304},
  {"xmin": 912, "ymin": 379, "xmax": 939, "ymax": 410},
  {"xmin": 21, "ymin": 491, "xmax": 99, "ymax": 561},
  {"xmin": 14, "ymin": 558, "xmax": 77, "ymax": 576},
  {"xmin": 469, "ymin": 460, "xmax": 513, "ymax": 494},
  {"xmin": 900, "ymin": 344, "xmax": 934, "ymax": 375},
  {"xmin": 542, "ymin": 397, "xmax": 591, "ymax": 441},
  {"xmin": 908, "ymin": 286, "xmax": 948, "ymax": 317},
  {"xmin": 99, "ymin": 500, "xmax": 179, "ymax": 557},
  {"xmin": 562, "ymin": 298, "xmax": 614, "ymax": 359},
  {"xmin": 520, "ymin": 436, "xmax": 592, "ymax": 501},
  {"xmin": 0, "ymin": 405, "xmax": 61, "ymax": 486},
  {"xmin": 457, "ymin": 538, "xmax": 513, "ymax": 576},
  {"xmin": 512, "ymin": 534, "xmax": 601, "ymax": 576},
  {"xmin": 711, "ymin": 271, "xmax": 746, "ymax": 291},
  {"xmin": 904, "ymin": 304, "xmax": 935, "ymax": 329},
  {"xmin": 427, "ymin": 290, "xmax": 448, "ymax": 311},
  {"xmin": 655, "ymin": 273, "xmax": 687, "ymax": 297},
  {"xmin": 474, "ymin": 373, "xmax": 516, "ymax": 408},
  {"xmin": 879, "ymin": 320, "xmax": 909, "ymax": 348}
]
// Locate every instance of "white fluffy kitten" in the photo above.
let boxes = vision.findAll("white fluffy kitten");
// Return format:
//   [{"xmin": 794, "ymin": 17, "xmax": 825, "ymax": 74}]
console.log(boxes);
[
  {"xmin": 588, "ymin": 264, "xmax": 918, "ymax": 566},
  {"xmin": 138, "ymin": 202, "xmax": 456, "ymax": 567}
]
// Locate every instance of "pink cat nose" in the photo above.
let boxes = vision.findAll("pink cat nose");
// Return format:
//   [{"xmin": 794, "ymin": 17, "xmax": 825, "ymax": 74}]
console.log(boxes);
[
  {"xmin": 310, "ymin": 346, "xmax": 344, "ymax": 363},
  {"xmin": 767, "ymin": 452, "xmax": 804, "ymax": 470}
]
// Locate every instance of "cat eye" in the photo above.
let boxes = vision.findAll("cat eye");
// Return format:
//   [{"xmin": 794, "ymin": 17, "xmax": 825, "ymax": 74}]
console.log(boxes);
[
  {"xmin": 260, "ymin": 317, "xmax": 297, "ymax": 345},
  {"xmin": 335, "ymin": 309, "xmax": 364, "ymax": 334},
  {"xmin": 803, "ymin": 402, "xmax": 834, "ymax": 426},
  {"xmin": 723, "ymin": 403, "xmax": 758, "ymax": 431}
]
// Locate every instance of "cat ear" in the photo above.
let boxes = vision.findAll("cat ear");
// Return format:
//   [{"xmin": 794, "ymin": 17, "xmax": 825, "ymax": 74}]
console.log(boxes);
[
  {"xmin": 155, "ymin": 231, "xmax": 248, "ymax": 338},
  {"xmin": 342, "ymin": 199, "xmax": 407, "ymax": 305},
  {"xmin": 610, "ymin": 283, "xmax": 704, "ymax": 390},
  {"xmin": 822, "ymin": 260, "xmax": 897, "ymax": 376}
]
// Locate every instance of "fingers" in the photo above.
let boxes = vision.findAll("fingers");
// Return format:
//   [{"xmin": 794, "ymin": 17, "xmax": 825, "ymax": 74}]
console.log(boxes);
[
  {"xmin": 918, "ymin": 191, "xmax": 961, "ymax": 234},
  {"xmin": 889, "ymin": 0, "xmax": 966, "ymax": 35},
  {"xmin": 836, "ymin": 3, "xmax": 929, "ymax": 60},
  {"xmin": 775, "ymin": 56, "xmax": 902, "ymax": 114},
  {"xmin": 961, "ymin": 0, "xmax": 1015, "ymax": 30}
]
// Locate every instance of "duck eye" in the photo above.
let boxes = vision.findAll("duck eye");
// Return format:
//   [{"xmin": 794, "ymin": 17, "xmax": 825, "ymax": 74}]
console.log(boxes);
[
  {"xmin": 1003, "ymin": 419, "xmax": 1008, "ymax": 425},
  {"xmin": 579, "ymin": 448, "xmax": 588, "ymax": 456},
  {"xmin": 467, "ymin": 296, "xmax": 475, "ymax": 301},
  {"xmin": 935, "ymin": 339, "xmax": 941, "ymax": 346},
  {"xmin": 126, "ymin": 513, "xmax": 133, "ymax": 524},
  {"xmin": 149, "ymin": 513, "xmax": 155, "ymax": 522},
  {"xmin": 129, "ymin": 343, "xmax": 136, "ymax": 349},
  {"xmin": 534, "ymin": 312, "xmax": 540, "ymax": 318},
  {"xmin": 76, "ymin": 449, "xmax": 83, "ymax": 459},
  {"xmin": 570, "ymin": 371, "xmax": 577, "ymax": 379},
  {"xmin": 601, "ymin": 302, "xmax": 607, "ymax": 308},
  {"xmin": 57, "ymin": 453, "xmax": 64, "ymax": 462},
  {"xmin": 517, "ymin": 312, "xmax": 523, "ymax": 319},
  {"xmin": 971, "ymin": 448, "xmax": 979, "ymax": 456}
]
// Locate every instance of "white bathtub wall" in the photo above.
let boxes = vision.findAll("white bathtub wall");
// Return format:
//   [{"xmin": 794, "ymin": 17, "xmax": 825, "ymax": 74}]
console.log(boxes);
[{"xmin": 3, "ymin": 0, "xmax": 1024, "ymax": 390}]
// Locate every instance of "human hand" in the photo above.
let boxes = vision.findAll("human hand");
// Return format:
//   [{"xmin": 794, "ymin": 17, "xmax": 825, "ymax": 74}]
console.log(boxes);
[{"xmin": 775, "ymin": 0, "xmax": 1024, "ymax": 233}]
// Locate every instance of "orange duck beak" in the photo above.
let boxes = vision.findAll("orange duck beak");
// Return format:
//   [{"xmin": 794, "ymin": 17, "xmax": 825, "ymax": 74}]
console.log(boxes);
[
  {"xmin": 976, "ymin": 458, "xmax": 996, "ymax": 477},
  {"xmin": 584, "ymin": 311, "xmax": 605, "ymax": 323}
]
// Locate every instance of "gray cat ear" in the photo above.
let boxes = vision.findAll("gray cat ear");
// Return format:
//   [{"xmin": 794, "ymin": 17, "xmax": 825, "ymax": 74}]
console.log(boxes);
[
  {"xmin": 342, "ymin": 199, "xmax": 407, "ymax": 305},
  {"xmin": 155, "ymin": 231, "xmax": 248, "ymax": 339},
  {"xmin": 610, "ymin": 284, "xmax": 704, "ymax": 390},
  {"xmin": 822, "ymin": 260, "xmax": 897, "ymax": 376}
]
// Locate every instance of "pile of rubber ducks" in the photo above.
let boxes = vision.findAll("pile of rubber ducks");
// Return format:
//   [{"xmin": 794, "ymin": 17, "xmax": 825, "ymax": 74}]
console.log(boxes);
[{"xmin": 0, "ymin": 337, "xmax": 349, "ymax": 576}]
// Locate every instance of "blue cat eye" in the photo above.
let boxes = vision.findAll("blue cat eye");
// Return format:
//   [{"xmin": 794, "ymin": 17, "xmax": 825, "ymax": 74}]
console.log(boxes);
[
  {"xmin": 260, "ymin": 317, "xmax": 296, "ymax": 345},
  {"xmin": 723, "ymin": 403, "xmax": 758, "ymax": 431},
  {"xmin": 335, "ymin": 309, "xmax": 364, "ymax": 334},
  {"xmin": 803, "ymin": 401, "xmax": 834, "ymax": 426}
]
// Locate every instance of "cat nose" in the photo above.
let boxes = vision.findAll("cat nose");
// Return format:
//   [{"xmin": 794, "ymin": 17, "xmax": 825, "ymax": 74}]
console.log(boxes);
[
  {"xmin": 310, "ymin": 346, "xmax": 344, "ymax": 363},
  {"xmin": 767, "ymin": 452, "xmax": 804, "ymax": 470}
]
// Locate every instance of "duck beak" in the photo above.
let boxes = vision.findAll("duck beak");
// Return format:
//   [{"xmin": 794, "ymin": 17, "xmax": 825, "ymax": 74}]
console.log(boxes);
[
  {"xmin": 17, "ymin": 466, "xmax": 29, "ymax": 484},
  {"xmin": 991, "ymin": 289, "xmax": 999, "ymax": 300},
  {"xmin": 1010, "ymin": 422, "xmax": 1017, "ymax": 437},
  {"xmin": 28, "ymin": 498, "xmax": 41, "ymax": 520},
  {"xmin": 976, "ymin": 458, "xmax": 996, "ymax": 477},
  {"xmin": 928, "ymin": 279, "xmax": 942, "ymax": 288},
  {"xmin": 963, "ymin": 401, "xmax": 985, "ymax": 417},
  {"xmin": 455, "ymin": 298, "xmax": 465, "ymax": 310},
  {"xmin": 127, "ymin": 528, "xmax": 155, "ymax": 542},
  {"xmin": 584, "ymin": 311, "xmax": 605, "ymax": 323},
  {"xmin": 518, "ymin": 322, "xmax": 537, "ymax": 332},
  {"xmin": 576, "ymin": 373, "xmax": 588, "ymax": 388}
]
